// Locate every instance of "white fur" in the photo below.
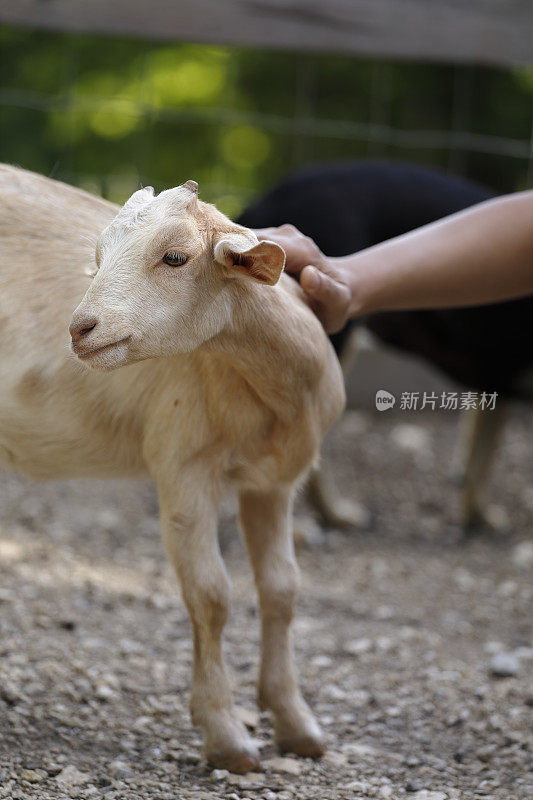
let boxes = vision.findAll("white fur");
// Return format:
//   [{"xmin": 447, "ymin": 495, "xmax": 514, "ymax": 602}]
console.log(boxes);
[{"xmin": 0, "ymin": 165, "xmax": 345, "ymax": 772}]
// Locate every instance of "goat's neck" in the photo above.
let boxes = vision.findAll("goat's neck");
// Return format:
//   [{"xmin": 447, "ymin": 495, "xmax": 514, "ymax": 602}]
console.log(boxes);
[{"xmin": 205, "ymin": 278, "xmax": 321, "ymax": 421}]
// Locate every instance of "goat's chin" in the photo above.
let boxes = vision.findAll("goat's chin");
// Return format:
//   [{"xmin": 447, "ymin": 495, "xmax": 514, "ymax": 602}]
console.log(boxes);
[{"xmin": 77, "ymin": 340, "xmax": 133, "ymax": 372}]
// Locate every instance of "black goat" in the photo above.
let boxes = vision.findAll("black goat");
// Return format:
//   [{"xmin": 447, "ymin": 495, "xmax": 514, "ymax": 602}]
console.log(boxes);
[{"xmin": 238, "ymin": 162, "xmax": 533, "ymax": 530}]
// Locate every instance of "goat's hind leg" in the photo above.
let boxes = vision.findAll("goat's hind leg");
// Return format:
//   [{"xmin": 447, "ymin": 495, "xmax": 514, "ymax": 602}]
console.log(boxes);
[
  {"xmin": 239, "ymin": 486, "xmax": 325, "ymax": 758},
  {"xmin": 159, "ymin": 477, "xmax": 259, "ymax": 773},
  {"xmin": 459, "ymin": 403, "xmax": 508, "ymax": 534},
  {"xmin": 305, "ymin": 325, "xmax": 370, "ymax": 530},
  {"xmin": 305, "ymin": 461, "xmax": 370, "ymax": 530}
]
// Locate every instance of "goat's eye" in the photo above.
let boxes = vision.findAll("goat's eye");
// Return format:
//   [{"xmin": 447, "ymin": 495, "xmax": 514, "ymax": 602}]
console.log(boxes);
[{"xmin": 163, "ymin": 251, "xmax": 188, "ymax": 267}]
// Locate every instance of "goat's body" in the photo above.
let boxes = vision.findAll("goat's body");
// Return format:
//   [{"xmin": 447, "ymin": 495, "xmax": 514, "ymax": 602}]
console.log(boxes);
[
  {"xmin": 0, "ymin": 165, "xmax": 341, "ymax": 486},
  {"xmin": 0, "ymin": 165, "xmax": 343, "ymax": 771}
]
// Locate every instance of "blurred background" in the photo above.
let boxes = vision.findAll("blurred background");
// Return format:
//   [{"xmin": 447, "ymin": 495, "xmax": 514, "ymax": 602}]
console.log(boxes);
[
  {"xmin": 1, "ymin": 13, "xmax": 532, "ymax": 218},
  {"xmin": 2, "ymin": 2, "xmax": 532, "ymax": 408}
]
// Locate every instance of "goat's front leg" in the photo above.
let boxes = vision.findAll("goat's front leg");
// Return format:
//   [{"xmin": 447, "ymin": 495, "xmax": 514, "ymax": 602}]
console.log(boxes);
[
  {"xmin": 239, "ymin": 486, "xmax": 325, "ymax": 758},
  {"xmin": 158, "ymin": 479, "xmax": 259, "ymax": 773}
]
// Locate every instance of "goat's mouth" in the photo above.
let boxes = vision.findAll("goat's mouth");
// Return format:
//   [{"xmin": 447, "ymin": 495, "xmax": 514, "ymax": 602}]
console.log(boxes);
[{"xmin": 73, "ymin": 336, "xmax": 131, "ymax": 360}]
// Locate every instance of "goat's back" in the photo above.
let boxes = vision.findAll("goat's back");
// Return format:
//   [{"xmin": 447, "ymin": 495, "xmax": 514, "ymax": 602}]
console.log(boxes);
[
  {"xmin": 0, "ymin": 165, "xmax": 116, "ymax": 352},
  {"xmin": 0, "ymin": 166, "xmax": 153, "ymax": 478}
]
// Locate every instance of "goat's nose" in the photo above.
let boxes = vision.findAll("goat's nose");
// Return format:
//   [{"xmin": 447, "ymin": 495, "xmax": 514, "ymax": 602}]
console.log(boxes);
[{"xmin": 69, "ymin": 318, "xmax": 98, "ymax": 342}]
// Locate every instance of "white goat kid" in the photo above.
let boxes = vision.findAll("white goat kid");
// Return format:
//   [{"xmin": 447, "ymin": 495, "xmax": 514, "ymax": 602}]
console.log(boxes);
[{"xmin": 0, "ymin": 165, "xmax": 345, "ymax": 773}]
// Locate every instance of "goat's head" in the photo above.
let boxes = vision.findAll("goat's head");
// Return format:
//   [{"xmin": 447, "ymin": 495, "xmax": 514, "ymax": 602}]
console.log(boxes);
[{"xmin": 69, "ymin": 181, "xmax": 285, "ymax": 370}]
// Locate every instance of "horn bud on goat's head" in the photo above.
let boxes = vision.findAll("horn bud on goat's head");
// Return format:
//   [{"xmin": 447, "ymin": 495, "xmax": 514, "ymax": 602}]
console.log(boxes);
[
  {"xmin": 182, "ymin": 179, "xmax": 198, "ymax": 195},
  {"xmin": 180, "ymin": 179, "xmax": 198, "ymax": 212}
]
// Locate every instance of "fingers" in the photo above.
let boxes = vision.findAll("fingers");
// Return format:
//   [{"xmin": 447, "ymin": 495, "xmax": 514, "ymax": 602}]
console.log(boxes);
[
  {"xmin": 300, "ymin": 266, "xmax": 351, "ymax": 334},
  {"xmin": 300, "ymin": 265, "xmax": 322, "ymax": 294},
  {"xmin": 254, "ymin": 225, "xmax": 351, "ymax": 333},
  {"xmin": 253, "ymin": 225, "xmax": 318, "ymax": 275},
  {"xmin": 255, "ymin": 224, "xmax": 298, "ymax": 241}
]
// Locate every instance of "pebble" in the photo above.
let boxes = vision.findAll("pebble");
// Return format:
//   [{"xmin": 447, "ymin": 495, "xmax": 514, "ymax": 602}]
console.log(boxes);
[
  {"xmin": 310, "ymin": 655, "xmax": 333, "ymax": 668},
  {"xmin": 120, "ymin": 638, "xmax": 143, "ymax": 655},
  {"xmin": 475, "ymin": 745, "xmax": 496, "ymax": 763},
  {"xmin": 177, "ymin": 750, "xmax": 201, "ymax": 765},
  {"xmin": 342, "ymin": 742, "xmax": 379, "ymax": 760},
  {"xmin": 344, "ymin": 637, "xmax": 373, "ymax": 655},
  {"xmin": 391, "ymin": 424, "xmax": 430, "ymax": 454},
  {"xmin": 343, "ymin": 780, "xmax": 371, "ymax": 793},
  {"xmin": 323, "ymin": 750, "xmax": 347, "ymax": 767},
  {"xmin": 264, "ymin": 756, "xmax": 302, "ymax": 775},
  {"xmin": 413, "ymin": 793, "xmax": 447, "ymax": 800},
  {"xmin": 484, "ymin": 640, "xmax": 504, "ymax": 654},
  {"xmin": 210, "ymin": 769, "xmax": 230, "ymax": 781},
  {"xmin": 323, "ymin": 683, "xmax": 348, "ymax": 700},
  {"xmin": 55, "ymin": 765, "xmax": 90, "ymax": 787},
  {"xmin": 226, "ymin": 772, "xmax": 266, "ymax": 788},
  {"xmin": 133, "ymin": 714, "xmax": 152, "ymax": 729},
  {"xmin": 512, "ymin": 540, "xmax": 533, "ymax": 569},
  {"xmin": 489, "ymin": 651, "xmax": 520, "ymax": 678},
  {"xmin": 108, "ymin": 758, "xmax": 133, "ymax": 779},
  {"xmin": 20, "ymin": 768, "xmax": 47, "ymax": 783},
  {"xmin": 0, "ymin": 686, "xmax": 19, "ymax": 706},
  {"xmin": 96, "ymin": 508, "xmax": 122, "ymax": 532},
  {"xmin": 406, "ymin": 781, "xmax": 422, "ymax": 792},
  {"xmin": 95, "ymin": 683, "xmax": 117, "ymax": 701}
]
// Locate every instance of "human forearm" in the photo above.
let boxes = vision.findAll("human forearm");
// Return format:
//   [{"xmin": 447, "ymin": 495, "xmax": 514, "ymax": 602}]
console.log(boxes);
[
  {"xmin": 339, "ymin": 191, "xmax": 533, "ymax": 316},
  {"xmin": 255, "ymin": 191, "xmax": 533, "ymax": 333}
]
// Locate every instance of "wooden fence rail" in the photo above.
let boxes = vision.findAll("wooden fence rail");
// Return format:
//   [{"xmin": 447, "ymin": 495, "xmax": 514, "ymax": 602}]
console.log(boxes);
[{"xmin": 0, "ymin": 0, "xmax": 532, "ymax": 67}]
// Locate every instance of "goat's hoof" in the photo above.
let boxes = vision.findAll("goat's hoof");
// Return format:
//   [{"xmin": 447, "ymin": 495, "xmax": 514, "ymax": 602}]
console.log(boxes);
[
  {"xmin": 293, "ymin": 516, "xmax": 326, "ymax": 548},
  {"xmin": 278, "ymin": 733, "xmax": 325, "ymax": 759},
  {"xmin": 462, "ymin": 504, "xmax": 509, "ymax": 539},
  {"xmin": 207, "ymin": 746, "xmax": 260, "ymax": 774},
  {"xmin": 462, "ymin": 514, "xmax": 488, "ymax": 539}
]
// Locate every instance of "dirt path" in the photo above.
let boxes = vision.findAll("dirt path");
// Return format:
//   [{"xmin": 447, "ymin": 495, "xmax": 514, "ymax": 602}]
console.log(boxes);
[{"xmin": 0, "ymin": 409, "xmax": 531, "ymax": 800}]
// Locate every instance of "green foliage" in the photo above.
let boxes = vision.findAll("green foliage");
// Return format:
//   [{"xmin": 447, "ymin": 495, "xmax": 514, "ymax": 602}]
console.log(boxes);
[{"xmin": 0, "ymin": 25, "xmax": 531, "ymax": 216}]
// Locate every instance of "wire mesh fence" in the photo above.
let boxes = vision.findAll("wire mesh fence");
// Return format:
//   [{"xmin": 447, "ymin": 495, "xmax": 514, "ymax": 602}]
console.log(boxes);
[{"xmin": 1, "ymin": 25, "xmax": 532, "ymax": 216}]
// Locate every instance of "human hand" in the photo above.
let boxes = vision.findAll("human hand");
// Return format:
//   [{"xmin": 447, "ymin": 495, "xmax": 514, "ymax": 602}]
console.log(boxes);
[{"xmin": 255, "ymin": 224, "xmax": 352, "ymax": 333}]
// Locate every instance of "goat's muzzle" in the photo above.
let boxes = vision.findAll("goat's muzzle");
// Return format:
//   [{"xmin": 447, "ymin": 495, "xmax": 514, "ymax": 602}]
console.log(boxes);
[{"xmin": 70, "ymin": 317, "xmax": 98, "ymax": 343}]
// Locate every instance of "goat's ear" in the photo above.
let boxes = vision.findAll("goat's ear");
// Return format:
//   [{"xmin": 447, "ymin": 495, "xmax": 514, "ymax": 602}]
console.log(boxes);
[
  {"xmin": 125, "ymin": 186, "xmax": 155, "ymax": 208},
  {"xmin": 214, "ymin": 234, "xmax": 285, "ymax": 286},
  {"xmin": 117, "ymin": 186, "xmax": 155, "ymax": 220}
]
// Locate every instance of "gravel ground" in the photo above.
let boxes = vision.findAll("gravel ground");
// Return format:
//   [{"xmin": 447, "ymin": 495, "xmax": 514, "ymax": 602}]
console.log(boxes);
[{"xmin": 0, "ymin": 408, "xmax": 531, "ymax": 800}]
